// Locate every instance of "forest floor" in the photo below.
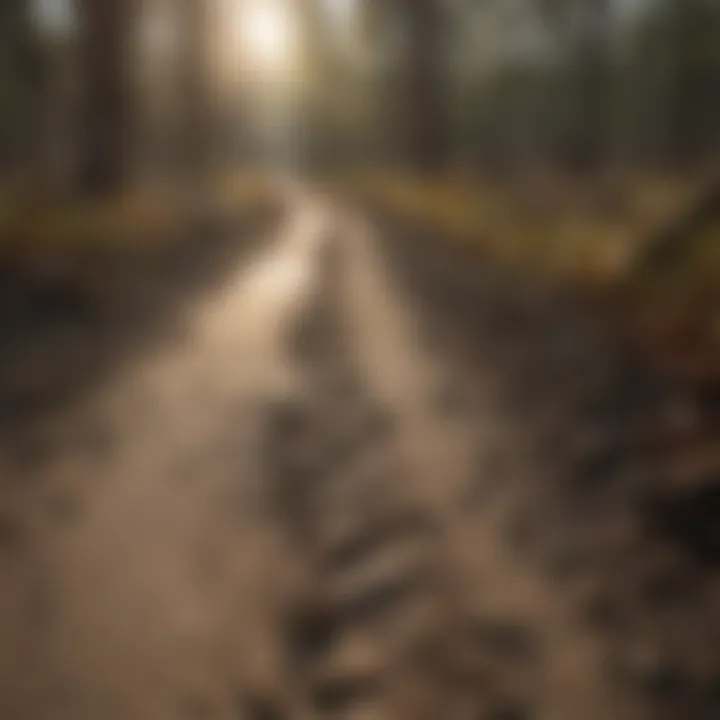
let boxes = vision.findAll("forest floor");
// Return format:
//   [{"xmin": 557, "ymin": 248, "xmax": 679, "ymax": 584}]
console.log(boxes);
[
  {"xmin": 348, "ymin": 171, "xmax": 720, "ymax": 387},
  {"xmin": 0, "ymin": 183, "xmax": 718, "ymax": 719},
  {"xmin": 348, "ymin": 171, "xmax": 720, "ymax": 487}
]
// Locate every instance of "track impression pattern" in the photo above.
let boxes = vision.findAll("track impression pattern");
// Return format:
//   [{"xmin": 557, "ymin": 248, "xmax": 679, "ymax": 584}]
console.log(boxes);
[
  {"xmin": 233, "ymin": 209, "xmax": 720, "ymax": 720},
  {"xmin": 260, "ymin": 238, "xmax": 468, "ymax": 720}
]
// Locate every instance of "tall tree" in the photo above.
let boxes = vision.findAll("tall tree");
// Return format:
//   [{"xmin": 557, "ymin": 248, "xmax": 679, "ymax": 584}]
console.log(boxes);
[
  {"xmin": 0, "ymin": 0, "xmax": 45, "ymax": 178},
  {"xmin": 401, "ymin": 0, "xmax": 447, "ymax": 174},
  {"xmin": 353, "ymin": 0, "xmax": 406, "ymax": 163},
  {"xmin": 536, "ymin": 0, "xmax": 612, "ymax": 175},
  {"xmin": 616, "ymin": 0, "xmax": 720, "ymax": 170},
  {"xmin": 177, "ymin": 0, "xmax": 215, "ymax": 183},
  {"xmin": 567, "ymin": 0, "xmax": 611, "ymax": 174},
  {"xmin": 296, "ymin": 0, "xmax": 339, "ymax": 168},
  {"xmin": 665, "ymin": 0, "xmax": 720, "ymax": 167},
  {"xmin": 76, "ymin": 0, "xmax": 137, "ymax": 195}
]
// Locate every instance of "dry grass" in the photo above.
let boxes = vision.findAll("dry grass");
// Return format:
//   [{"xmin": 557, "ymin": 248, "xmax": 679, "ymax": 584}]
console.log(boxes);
[
  {"xmin": 0, "ymin": 171, "xmax": 274, "ymax": 264},
  {"xmin": 348, "ymin": 169, "xmax": 720, "ymax": 385},
  {"xmin": 349, "ymin": 170, "xmax": 703, "ymax": 284}
]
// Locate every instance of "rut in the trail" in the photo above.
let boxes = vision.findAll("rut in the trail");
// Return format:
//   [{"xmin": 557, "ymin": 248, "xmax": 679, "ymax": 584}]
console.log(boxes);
[{"xmin": 260, "ymin": 236, "xmax": 469, "ymax": 719}]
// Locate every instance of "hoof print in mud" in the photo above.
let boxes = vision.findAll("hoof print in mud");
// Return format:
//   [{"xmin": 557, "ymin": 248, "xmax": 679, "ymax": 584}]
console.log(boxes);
[
  {"xmin": 311, "ymin": 675, "xmax": 379, "ymax": 713},
  {"xmin": 266, "ymin": 395, "xmax": 312, "ymax": 444},
  {"xmin": 643, "ymin": 481, "xmax": 720, "ymax": 566},
  {"xmin": 545, "ymin": 545, "xmax": 592, "ymax": 582},
  {"xmin": 606, "ymin": 642, "xmax": 687, "ymax": 703},
  {"xmin": 485, "ymin": 702, "xmax": 530, "ymax": 720},
  {"xmin": 470, "ymin": 620, "xmax": 540, "ymax": 667},
  {"xmin": 361, "ymin": 403, "xmax": 397, "ymax": 444},
  {"xmin": 285, "ymin": 603, "xmax": 340, "ymax": 661},
  {"xmin": 242, "ymin": 694, "xmax": 285, "ymax": 720}
]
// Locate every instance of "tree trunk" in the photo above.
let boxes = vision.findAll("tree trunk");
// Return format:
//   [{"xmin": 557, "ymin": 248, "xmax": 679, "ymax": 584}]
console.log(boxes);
[
  {"xmin": 177, "ymin": 0, "xmax": 215, "ymax": 184},
  {"xmin": 402, "ymin": 0, "xmax": 446, "ymax": 175},
  {"xmin": 76, "ymin": 0, "xmax": 136, "ymax": 196},
  {"xmin": 0, "ymin": 0, "xmax": 45, "ymax": 179},
  {"xmin": 565, "ymin": 0, "xmax": 611, "ymax": 176},
  {"xmin": 298, "ymin": 0, "xmax": 363, "ymax": 170}
]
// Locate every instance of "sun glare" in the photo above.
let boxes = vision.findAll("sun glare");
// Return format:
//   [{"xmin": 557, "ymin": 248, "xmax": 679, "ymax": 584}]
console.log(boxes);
[{"xmin": 239, "ymin": 0, "xmax": 295, "ymax": 71}]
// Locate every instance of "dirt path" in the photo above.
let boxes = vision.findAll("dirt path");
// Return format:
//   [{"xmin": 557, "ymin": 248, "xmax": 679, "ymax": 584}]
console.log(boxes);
[
  {"xmin": 0, "ymin": 192, "xmax": 719, "ymax": 719},
  {"xmin": 0, "ymin": 200, "xmax": 331, "ymax": 719}
]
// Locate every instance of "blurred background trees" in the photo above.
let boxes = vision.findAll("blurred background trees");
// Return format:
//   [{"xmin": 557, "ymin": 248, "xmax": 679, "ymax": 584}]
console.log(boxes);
[
  {"xmin": 0, "ymin": 0, "xmax": 47, "ymax": 185},
  {"xmin": 76, "ymin": 0, "xmax": 137, "ymax": 195},
  {"xmin": 0, "ymin": 0, "xmax": 718, "ymax": 197}
]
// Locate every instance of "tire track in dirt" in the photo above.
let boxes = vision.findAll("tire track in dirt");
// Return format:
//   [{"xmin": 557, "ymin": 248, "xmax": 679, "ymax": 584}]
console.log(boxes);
[{"xmin": 262, "ymin": 222, "xmax": 462, "ymax": 719}]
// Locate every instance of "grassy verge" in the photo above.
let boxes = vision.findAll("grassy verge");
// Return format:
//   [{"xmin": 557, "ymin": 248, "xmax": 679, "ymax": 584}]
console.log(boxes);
[
  {"xmin": 0, "ymin": 171, "xmax": 276, "ymax": 300},
  {"xmin": 347, "ymin": 170, "xmax": 720, "ymax": 388},
  {"xmin": 0, "ymin": 171, "xmax": 274, "ymax": 262}
]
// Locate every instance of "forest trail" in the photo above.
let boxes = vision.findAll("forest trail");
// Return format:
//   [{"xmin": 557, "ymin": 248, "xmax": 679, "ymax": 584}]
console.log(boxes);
[{"xmin": 0, "ymin": 191, "xmax": 718, "ymax": 720}]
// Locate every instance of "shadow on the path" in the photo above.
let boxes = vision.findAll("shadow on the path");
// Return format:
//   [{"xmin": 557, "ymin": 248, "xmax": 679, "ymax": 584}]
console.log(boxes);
[{"xmin": 0, "ymin": 202, "xmax": 283, "ymax": 451}]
